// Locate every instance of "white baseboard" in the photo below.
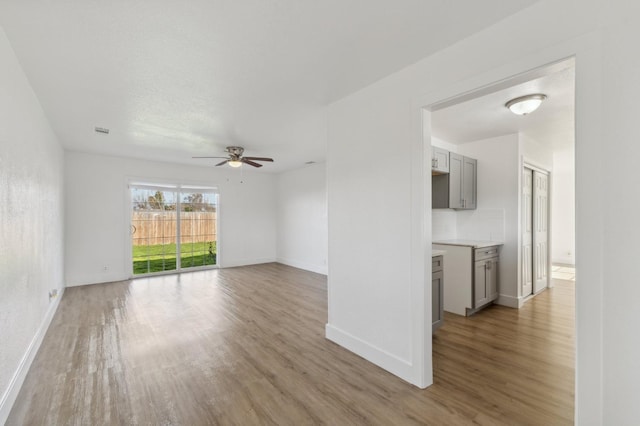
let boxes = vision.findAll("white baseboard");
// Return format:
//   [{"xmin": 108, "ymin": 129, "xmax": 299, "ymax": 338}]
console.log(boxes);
[
  {"xmin": 66, "ymin": 272, "xmax": 128, "ymax": 287},
  {"xmin": 220, "ymin": 257, "xmax": 277, "ymax": 268},
  {"xmin": 552, "ymin": 257, "xmax": 575, "ymax": 266},
  {"xmin": 0, "ymin": 287, "xmax": 64, "ymax": 425},
  {"xmin": 276, "ymin": 257, "xmax": 327, "ymax": 275},
  {"xmin": 496, "ymin": 294, "xmax": 521, "ymax": 308},
  {"xmin": 325, "ymin": 323, "xmax": 416, "ymax": 385}
]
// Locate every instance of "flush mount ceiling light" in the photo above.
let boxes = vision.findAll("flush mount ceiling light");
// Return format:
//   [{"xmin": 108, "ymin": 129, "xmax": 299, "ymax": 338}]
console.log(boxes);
[{"xmin": 505, "ymin": 94, "xmax": 547, "ymax": 115}]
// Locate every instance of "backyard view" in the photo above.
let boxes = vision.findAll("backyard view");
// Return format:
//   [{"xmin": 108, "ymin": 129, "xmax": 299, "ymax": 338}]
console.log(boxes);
[{"xmin": 131, "ymin": 186, "xmax": 218, "ymax": 275}]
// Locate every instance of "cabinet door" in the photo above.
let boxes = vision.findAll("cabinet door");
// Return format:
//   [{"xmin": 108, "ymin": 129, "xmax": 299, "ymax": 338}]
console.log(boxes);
[
  {"xmin": 486, "ymin": 258, "xmax": 499, "ymax": 301},
  {"xmin": 432, "ymin": 147, "xmax": 449, "ymax": 174},
  {"xmin": 448, "ymin": 153, "xmax": 464, "ymax": 209},
  {"xmin": 432, "ymin": 270, "xmax": 444, "ymax": 332},
  {"xmin": 474, "ymin": 260, "xmax": 487, "ymax": 308},
  {"xmin": 462, "ymin": 157, "xmax": 477, "ymax": 209}
]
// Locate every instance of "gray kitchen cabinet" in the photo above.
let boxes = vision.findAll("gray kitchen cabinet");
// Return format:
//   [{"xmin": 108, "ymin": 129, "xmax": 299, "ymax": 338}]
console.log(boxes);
[
  {"xmin": 462, "ymin": 157, "xmax": 477, "ymax": 209},
  {"xmin": 432, "ymin": 153, "xmax": 477, "ymax": 210},
  {"xmin": 432, "ymin": 147, "xmax": 449, "ymax": 174},
  {"xmin": 433, "ymin": 242, "xmax": 501, "ymax": 316},
  {"xmin": 448, "ymin": 153, "xmax": 463, "ymax": 208},
  {"xmin": 432, "ymin": 255, "xmax": 444, "ymax": 333},
  {"xmin": 473, "ymin": 247, "xmax": 499, "ymax": 310}
]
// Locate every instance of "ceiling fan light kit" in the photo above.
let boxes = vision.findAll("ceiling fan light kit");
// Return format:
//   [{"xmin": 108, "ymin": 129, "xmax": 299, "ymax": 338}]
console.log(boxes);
[
  {"xmin": 505, "ymin": 93, "xmax": 547, "ymax": 115},
  {"xmin": 193, "ymin": 146, "xmax": 274, "ymax": 168}
]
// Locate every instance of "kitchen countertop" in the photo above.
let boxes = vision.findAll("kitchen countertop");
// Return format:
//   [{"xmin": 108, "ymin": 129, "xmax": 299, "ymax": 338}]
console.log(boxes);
[
  {"xmin": 432, "ymin": 249, "xmax": 447, "ymax": 257},
  {"xmin": 433, "ymin": 240, "xmax": 503, "ymax": 249}
]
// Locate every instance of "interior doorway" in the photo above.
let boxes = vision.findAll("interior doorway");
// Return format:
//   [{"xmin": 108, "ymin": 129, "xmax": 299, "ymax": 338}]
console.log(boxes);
[
  {"xmin": 425, "ymin": 57, "xmax": 576, "ymax": 411},
  {"xmin": 522, "ymin": 165, "xmax": 550, "ymax": 297}
]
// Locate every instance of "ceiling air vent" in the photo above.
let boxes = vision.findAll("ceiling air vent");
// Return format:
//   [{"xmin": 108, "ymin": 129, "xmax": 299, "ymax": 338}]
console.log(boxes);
[{"xmin": 94, "ymin": 126, "xmax": 110, "ymax": 134}]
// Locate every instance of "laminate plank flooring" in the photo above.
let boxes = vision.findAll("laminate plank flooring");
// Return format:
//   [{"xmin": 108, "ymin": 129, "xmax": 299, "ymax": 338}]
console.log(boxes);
[{"xmin": 8, "ymin": 264, "xmax": 574, "ymax": 425}]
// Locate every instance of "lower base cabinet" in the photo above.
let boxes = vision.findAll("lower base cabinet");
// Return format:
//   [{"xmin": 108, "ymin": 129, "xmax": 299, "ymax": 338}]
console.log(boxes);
[
  {"xmin": 432, "ymin": 242, "xmax": 502, "ymax": 316},
  {"xmin": 432, "ymin": 255, "xmax": 444, "ymax": 332},
  {"xmin": 473, "ymin": 247, "xmax": 499, "ymax": 311}
]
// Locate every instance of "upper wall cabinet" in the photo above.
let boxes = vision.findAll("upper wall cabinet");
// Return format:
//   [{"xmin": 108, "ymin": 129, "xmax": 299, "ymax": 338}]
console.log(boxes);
[
  {"xmin": 461, "ymin": 156, "xmax": 477, "ymax": 209},
  {"xmin": 432, "ymin": 153, "xmax": 477, "ymax": 210},
  {"xmin": 432, "ymin": 147, "xmax": 450, "ymax": 174}
]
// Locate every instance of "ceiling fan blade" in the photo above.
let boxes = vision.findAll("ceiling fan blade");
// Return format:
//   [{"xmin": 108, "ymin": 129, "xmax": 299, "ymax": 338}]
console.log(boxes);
[
  {"xmin": 243, "ymin": 156, "xmax": 274, "ymax": 162},
  {"xmin": 192, "ymin": 156, "xmax": 229, "ymax": 159},
  {"xmin": 242, "ymin": 159, "xmax": 263, "ymax": 167},
  {"xmin": 215, "ymin": 160, "xmax": 229, "ymax": 166}
]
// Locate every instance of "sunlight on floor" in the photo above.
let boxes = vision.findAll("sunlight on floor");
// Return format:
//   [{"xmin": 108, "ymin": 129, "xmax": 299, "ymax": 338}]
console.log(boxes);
[{"xmin": 552, "ymin": 265, "xmax": 575, "ymax": 281}]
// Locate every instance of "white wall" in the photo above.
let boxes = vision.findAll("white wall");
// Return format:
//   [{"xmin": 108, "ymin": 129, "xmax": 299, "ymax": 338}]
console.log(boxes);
[
  {"xmin": 431, "ymin": 210, "xmax": 457, "ymax": 241},
  {"xmin": 328, "ymin": 0, "xmax": 640, "ymax": 422},
  {"xmin": 64, "ymin": 151, "xmax": 277, "ymax": 286},
  {"xmin": 457, "ymin": 134, "xmax": 518, "ymax": 304},
  {"xmin": 276, "ymin": 163, "xmax": 328, "ymax": 275},
  {"xmin": 552, "ymin": 147, "xmax": 575, "ymax": 265},
  {"xmin": 0, "ymin": 27, "xmax": 65, "ymax": 423},
  {"xmin": 520, "ymin": 133, "xmax": 554, "ymax": 171},
  {"xmin": 600, "ymin": 10, "xmax": 640, "ymax": 422},
  {"xmin": 328, "ymin": 78, "xmax": 417, "ymax": 383}
]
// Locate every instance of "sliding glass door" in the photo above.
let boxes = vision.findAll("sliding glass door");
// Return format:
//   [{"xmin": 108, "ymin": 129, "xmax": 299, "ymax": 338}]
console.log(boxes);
[
  {"xmin": 130, "ymin": 183, "xmax": 218, "ymax": 276},
  {"xmin": 179, "ymin": 190, "xmax": 218, "ymax": 269}
]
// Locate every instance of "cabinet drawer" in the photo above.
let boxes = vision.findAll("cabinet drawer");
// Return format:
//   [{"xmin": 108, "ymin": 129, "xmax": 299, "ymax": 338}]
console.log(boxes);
[
  {"xmin": 432, "ymin": 255, "xmax": 443, "ymax": 273},
  {"xmin": 474, "ymin": 246, "xmax": 499, "ymax": 261}
]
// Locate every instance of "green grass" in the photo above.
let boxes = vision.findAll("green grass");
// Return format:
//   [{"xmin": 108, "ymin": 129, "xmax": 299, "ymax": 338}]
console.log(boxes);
[{"xmin": 133, "ymin": 241, "xmax": 216, "ymax": 274}]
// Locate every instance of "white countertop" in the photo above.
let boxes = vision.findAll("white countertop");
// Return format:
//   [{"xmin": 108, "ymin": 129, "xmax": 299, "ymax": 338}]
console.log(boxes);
[
  {"xmin": 432, "ymin": 249, "xmax": 447, "ymax": 257},
  {"xmin": 433, "ymin": 239, "xmax": 503, "ymax": 249}
]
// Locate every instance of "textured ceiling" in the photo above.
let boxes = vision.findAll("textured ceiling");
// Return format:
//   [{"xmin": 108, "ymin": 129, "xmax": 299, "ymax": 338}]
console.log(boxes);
[{"xmin": 0, "ymin": 0, "xmax": 539, "ymax": 172}]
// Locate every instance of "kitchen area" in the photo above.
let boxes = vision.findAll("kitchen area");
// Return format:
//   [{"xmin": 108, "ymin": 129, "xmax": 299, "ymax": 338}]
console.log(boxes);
[
  {"xmin": 428, "ymin": 60, "xmax": 576, "ymax": 331},
  {"xmin": 430, "ymin": 143, "xmax": 504, "ymax": 329}
]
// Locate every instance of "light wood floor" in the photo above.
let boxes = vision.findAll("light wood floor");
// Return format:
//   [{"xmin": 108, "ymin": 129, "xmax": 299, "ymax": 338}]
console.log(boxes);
[{"xmin": 8, "ymin": 263, "xmax": 574, "ymax": 425}]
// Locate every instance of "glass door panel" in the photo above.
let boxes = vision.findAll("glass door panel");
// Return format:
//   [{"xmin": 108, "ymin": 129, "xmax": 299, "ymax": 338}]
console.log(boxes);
[
  {"xmin": 131, "ymin": 188, "xmax": 178, "ymax": 275},
  {"xmin": 179, "ymin": 191, "xmax": 218, "ymax": 269}
]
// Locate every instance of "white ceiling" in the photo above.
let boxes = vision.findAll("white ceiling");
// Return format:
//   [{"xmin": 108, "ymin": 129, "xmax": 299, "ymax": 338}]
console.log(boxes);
[
  {"xmin": 0, "ymin": 0, "xmax": 539, "ymax": 172},
  {"xmin": 432, "ymin": 61, "xmax": 575, "ymax": 152}
]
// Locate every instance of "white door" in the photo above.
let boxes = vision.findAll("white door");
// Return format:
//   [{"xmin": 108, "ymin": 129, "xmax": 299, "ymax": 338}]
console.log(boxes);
[
  {"xmin": 533, "ymin": 171, "xmax": 549, "ymax": 293},
  {"xmin": 522, "ymin": 167, "xmax": 533, "ymax": 296}
]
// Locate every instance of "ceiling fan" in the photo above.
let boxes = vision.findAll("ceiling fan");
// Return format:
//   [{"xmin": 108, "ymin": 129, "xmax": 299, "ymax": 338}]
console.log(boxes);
[{"xmin": 193, "ymin": 146, "xmax": 274, "ymax": 168}]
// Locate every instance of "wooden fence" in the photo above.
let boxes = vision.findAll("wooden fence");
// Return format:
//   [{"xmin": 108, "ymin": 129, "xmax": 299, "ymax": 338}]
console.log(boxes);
[{"xmin": 131, "ymin": 211, "xmax": 217, "ymax": 245}]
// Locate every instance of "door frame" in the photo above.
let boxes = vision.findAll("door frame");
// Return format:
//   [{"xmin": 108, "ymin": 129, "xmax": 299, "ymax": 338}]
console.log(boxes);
[{"xmin": 415, "ymin": 31, "xmax": 602, "ymax": 421}]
